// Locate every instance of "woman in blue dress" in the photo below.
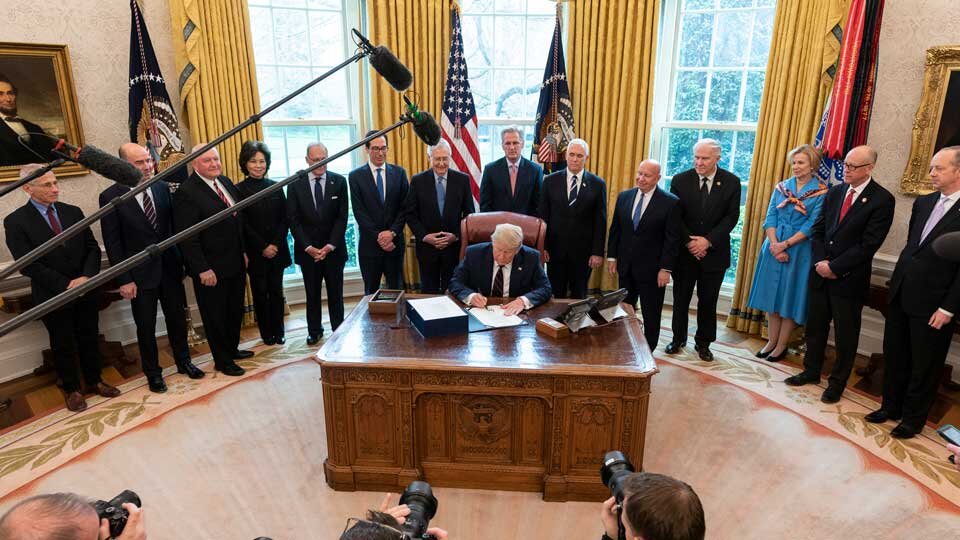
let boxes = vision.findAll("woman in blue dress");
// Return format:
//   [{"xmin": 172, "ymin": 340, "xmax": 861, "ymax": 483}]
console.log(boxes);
[{"xmin": 747, "ymin": 145, "xmax": 827, "ymax": 362}]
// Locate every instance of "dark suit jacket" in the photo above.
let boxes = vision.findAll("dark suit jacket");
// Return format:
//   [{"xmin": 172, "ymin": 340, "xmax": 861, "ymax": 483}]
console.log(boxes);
[
  {"xmin": 539, "ymin": 168, "xmax": 607, "ymax": 262},
  {"xmin": 348, "ymin": 163, "xmax": 408, "ymax": 258},
  {"xmin": 99, "ymin": 182, "xmax": 183, "ymax": 289},
  {"xmin": 669, "ymin": 167, "xmax": 741, "ymax": 272},
  {"xmin": 236, "ymin": 176, "xmax": 292, "ymax": 273},
  {"xmin": 286, "ymin": 171, "xmax": 349, "ymax": 266},
  {"xmin": 404, "ymin": 169, "xmax": 475, "ymax": 262},
  {"xmin": 448, "ymin": 243, "xmax": 552, "ymax": 307},
  {"xmin": 607, "ymin": 187, "xmax": 681, "ymax": 281},
  {"xmin": 810, "ymin": 179, "xmax": 895, "ymax": 298},
  {"xmin": 0, "ymin": 118, "xmax": 54, "ymax": 166},
  {"xmin": 888, "ymin": 192, "xmax": 960, "ymax": 317},
  {"xmin": 172, "ymin": 173, "xmax": 245, "ymax": 279},
  {"xmin": 479, "ymin": 156, "xmax": 543, "ymax": 216},
  {"xmin": 4, "ymin": 200, "xmax": 101, "ymax": 304}
]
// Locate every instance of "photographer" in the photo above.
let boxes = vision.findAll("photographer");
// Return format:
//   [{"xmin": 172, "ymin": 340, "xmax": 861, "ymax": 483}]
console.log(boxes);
[
  {"xmin": 340, "ymin": 494, "xmax": 448, "ymax": 540},
  {"xmin": 599, "ymin": 472, "xmax": 704, "ymax": 540},
  {"xmin": 949, "ymin": 443, "xmax": 960, "ymax": 471},
  {"xmin": 0, "ymin": 492, "xmax": 146, "ymax": 540}
]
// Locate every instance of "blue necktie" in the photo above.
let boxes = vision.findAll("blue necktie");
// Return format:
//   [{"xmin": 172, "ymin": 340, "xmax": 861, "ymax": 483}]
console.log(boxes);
[
  {"xmin": 568, "ymin": 175, "xmax": 579, "ymax": 206},
  {"xmin": 436, "ymin": 176, "xmax": 446, "ymax": 214},
  {"xmin": 376, "ymin": 168, "xmax": 385, "ymax": 203},
  {"xmin": 313, "ymin": 176, "xmax": 324, "ymax": 210},
  {"xmin": 632, "ymin": 192, "xmax": 645, "ymax": 231}
]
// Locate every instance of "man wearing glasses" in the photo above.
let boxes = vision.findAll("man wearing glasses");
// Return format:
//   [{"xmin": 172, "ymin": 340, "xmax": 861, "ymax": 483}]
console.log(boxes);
[
  {"xmin": 349, "ymin": 131, "xmax": 409, "ymax": 295},
  {"xmin": 785, "ymin": 145, "xmax": 895, "ymax": 404}
]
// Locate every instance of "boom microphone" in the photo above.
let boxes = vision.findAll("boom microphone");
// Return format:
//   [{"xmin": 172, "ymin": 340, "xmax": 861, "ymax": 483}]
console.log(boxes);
[
  {"xmin": 352, "ymin": 28, "xmax": 413, "ymax": 92},
  {"xmin": 45, "ymin": 137, "xmax": 142, "ymax": 187},
  {"xmin": 933, "ymin": 231, "xmax": 960, "ymax": 262},
  {"xmin": 403, "ymin": 96, "xmax": 442, "ymax": 146}
]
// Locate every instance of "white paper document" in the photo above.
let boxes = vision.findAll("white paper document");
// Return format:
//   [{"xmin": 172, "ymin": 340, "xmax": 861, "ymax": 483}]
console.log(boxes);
[
  {"xmin": 467, "ymin": 305, "xmax": 525, "ymax": 328},
  {"xmin": 408, "ymin": 296, "xmax": 466, "ymax": 320},
  {"xmin": 598, "ymin": 304, "xmax": 628, "ymax": 323}
]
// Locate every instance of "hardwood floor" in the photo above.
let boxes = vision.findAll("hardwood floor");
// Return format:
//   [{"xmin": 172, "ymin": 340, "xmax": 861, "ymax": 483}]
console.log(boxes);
[{"xmin": 3, "ymin": 301, "xmax": 960, "ymax": 432}]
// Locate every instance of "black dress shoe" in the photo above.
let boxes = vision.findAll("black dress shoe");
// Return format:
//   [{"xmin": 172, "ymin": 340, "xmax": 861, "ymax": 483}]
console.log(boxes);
[
  {"xmin": 820, "ymin": 386, "xmax": 843, "ymax": 404},
  {"xmin": 694, "ymin": 344, "xmax": 714, "ymax": 361},
  {"xmin": 784, "ymin": 372, "xmax": 819, "ymax": 386},
  {"xmin": 176, "ymin": 360, "xmax": 205, "ymax": 379},
  {"xmin": 274, "ymin": 336, "xmax": 285, "ymax": 345},
  {"xmin": 234, "ymin": 350, "xmax": 254, "ymax": 359},
  {"xmin": 306, "ymin": 334, "xmax": 322, "ymax": 346},
  {"xmin": 891, "ymin": 422, "xmax": 920, "ymax": 439},
  {"xmin": 864, "ymin": 409, "xmax": 901, "ymax": 423},
  {"xmin": 765, "ymin": 350, "xmax": 787, "ymax": 362},
  {"xmin": 262, "ymin": 336, "xmax": 275, "ymax": 345},
  {"xmin": 147, "ymin": 375, "xmax": 167, "ymax": 393},
  {"xmin": 216, "ymin": 363, "xmax": 246, "ymax": 376},
  {"xmin": 665, "ymin": 341, "xmax": 684, "ymax": 354},
  {"xmin": 755, "ymin": 348, "xmax": 773, "ymax": 359}
]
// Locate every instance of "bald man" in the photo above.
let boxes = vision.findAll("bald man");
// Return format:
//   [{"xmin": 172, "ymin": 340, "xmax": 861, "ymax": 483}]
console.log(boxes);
[
  {"xmin": 99, "ymin": 144, "xmax": 203, "ymax": 393},
  {"xmin": 607, "ymin": 160, "xmax": 681, "ymax": 350},
  {"xmin": 173, "ymin": 145, "xmax": 248, "ymax": 376},
  {"xmin": 0, "ymin": 492, "xmax": 146, "ymax": 540}
]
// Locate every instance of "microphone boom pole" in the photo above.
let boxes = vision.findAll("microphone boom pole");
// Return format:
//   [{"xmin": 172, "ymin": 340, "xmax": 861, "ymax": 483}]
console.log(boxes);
[
  {"xmin": 0, "ymin": 50, "xmax": 369, "ymax": 283},
  {"xmin": 0, "ymin": 158, "xmax": 67, "ymax": 198},
  {"xmin": 0, "ymin": 118, "xmax": 412, "ymax": 339}
]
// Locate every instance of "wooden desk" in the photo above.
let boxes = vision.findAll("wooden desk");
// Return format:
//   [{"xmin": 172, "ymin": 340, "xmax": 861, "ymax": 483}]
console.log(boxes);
[{"xmin": 316, "ymin": 296, "xmax": 658, "ymax": 502}]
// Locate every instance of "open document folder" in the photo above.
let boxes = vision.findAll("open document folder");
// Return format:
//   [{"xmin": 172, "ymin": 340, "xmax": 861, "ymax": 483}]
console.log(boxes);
[{"xmin": 466, "ymin": 305, "xmax": 526, "ymax": 330}]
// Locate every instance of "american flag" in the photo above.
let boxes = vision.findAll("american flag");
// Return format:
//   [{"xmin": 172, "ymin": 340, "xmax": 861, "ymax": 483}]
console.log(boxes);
[{"xmin": 441, "ymin": 3, "xmax": 481, "ymax": 208}]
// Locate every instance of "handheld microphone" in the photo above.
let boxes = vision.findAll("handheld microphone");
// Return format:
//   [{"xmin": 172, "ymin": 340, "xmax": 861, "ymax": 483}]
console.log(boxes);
[
  {"xmin": 352, "ymin": 29, "xmax": 413, "ymax": 92},
  {"xmin": 933, "ymin": 231, "xmax": 960, "ymax": 262},
  {"xmin": 402, "ymin": 96, "xmax": 442, "ymax": 146},
  {"xmin": 49, "ymin": 138, "xmax": 143, "ymax": 187}
]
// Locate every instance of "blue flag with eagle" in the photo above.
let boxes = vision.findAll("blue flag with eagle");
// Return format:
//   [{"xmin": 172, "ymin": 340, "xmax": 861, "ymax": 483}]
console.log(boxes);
[
  {"xmin": 532, "ymin": 4, "xmax": 575, "ymax": 174},
  {"xmin": 129, "ymin": 0, "xmax": 186, "ymax": 179}
]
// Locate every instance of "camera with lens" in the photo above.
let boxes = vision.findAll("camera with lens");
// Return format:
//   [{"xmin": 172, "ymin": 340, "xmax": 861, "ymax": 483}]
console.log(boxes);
[
  {"xmin": 398, "ymin": 481, "xmax": 438, "ymax": 539},
  {"xmin": 600, "ymin": 450, "xmax": 636, "ymax": 504},
  {"xmin": 93, "ymin": 490, "xmax": 141, "ymax": 538}
]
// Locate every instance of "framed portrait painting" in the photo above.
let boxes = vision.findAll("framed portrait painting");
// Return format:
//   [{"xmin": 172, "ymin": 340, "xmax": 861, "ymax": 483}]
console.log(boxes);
[
  {"xmin": 0, "ymin": 42, "xmax": 85, "ymax": 182},
  {"xmin": 902, "ymin": 45, "xmax": 960, "ymax": 194}
]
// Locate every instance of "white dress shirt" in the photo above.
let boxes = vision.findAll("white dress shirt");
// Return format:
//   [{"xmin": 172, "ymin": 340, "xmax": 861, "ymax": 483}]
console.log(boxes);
[
  {"xmin": 198, "ymin": 174, "xmax": 235, "ymax": 206},
  {"xmin": 566, "ymin": 168, "xmax": 584, "ymax": 199},
  {"xmin": 466, "ymin": 258, "xmax": 533, "ymax": 310}
]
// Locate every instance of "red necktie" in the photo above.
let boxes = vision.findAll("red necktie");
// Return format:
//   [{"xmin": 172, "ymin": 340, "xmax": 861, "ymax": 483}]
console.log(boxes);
[
  {"xmin": 838, "ymin": 188, "xmax": 856, "ymax": 222},
  {"xmin": 46, "ymin": 207, "xmax": 62, "ymax": 235},
  {"xmin": 212, "ymin": 180, "xmax": 236, "ymax": 216}
]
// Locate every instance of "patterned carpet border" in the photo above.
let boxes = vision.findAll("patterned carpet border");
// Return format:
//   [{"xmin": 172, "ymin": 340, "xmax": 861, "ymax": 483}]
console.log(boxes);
[
  {"xmin": 652, "ymin": 328, "xmax": 960, "ymax": 508},
  {"xmin": 0, "ymin": 332, "xmax": 317, "ymax": 499}
]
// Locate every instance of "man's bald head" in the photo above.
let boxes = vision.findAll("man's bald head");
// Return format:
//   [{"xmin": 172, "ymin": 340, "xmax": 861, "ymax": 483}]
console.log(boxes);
[
  {"xmin": 118, "ymin": 144, "xmax": 154, "ymax": 183},
  {"xmin": 635, "ymin": 159, "xmax": 662, "ymax": 192},
  {"xmin": 0, "ymin": 493, "xmax": 99, "ymax": 540}
]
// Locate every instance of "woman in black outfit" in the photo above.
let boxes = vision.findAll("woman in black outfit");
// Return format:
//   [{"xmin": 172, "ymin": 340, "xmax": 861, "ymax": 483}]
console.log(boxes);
[{"xmin": 236, "ymin": 141, "xmax": 292, "ymax": 345}]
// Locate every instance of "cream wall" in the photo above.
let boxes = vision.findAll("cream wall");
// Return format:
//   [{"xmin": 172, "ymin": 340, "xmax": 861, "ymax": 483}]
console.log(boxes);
[
  {"xmin": 868, "ymin": 0, "xmax": 960, "ymax": 258},
  {"xmin": 0, "ymin": 0, "xmax": 183, "ymax": 262}
]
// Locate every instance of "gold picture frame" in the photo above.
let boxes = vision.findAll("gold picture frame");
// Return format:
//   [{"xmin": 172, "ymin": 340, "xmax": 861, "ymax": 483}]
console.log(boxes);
[
  {"xmin": 901, "ymin": 45, "xmax": 960, "ymax": 194},
  {"xmin": 0, "ymin": 42, "xmax": 85, "ymax": 182}
]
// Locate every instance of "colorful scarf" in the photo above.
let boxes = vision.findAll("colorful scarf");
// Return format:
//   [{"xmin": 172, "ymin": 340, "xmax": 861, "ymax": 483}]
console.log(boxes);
[{"xmin": 775, "ymin": 179, "xmax": 829, "ymax": 215}]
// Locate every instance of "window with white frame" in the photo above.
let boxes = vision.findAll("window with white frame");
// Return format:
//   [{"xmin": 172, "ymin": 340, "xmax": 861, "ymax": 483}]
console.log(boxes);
[
  {"xmin": 248, "ymin": 0, "xmax": 361, "ymax": 272},
  {"xmin": 460, "ymin": 0, "xmax": 562, "ymax": 163},
  {"xmin": 650, "ymin": 0, "xmax": 776, "ymax": 284}
]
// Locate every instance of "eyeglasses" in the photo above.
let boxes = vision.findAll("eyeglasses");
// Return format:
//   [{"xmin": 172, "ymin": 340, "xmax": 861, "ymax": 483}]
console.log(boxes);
[
  {"xmin": 342, "ymin": 518, "xmax": 404, "ymax": 539},
  {"xmin": 843, "ymin": 162, "xmax": 872, "ymax": 170},
  {"xmin": 369, "ymin": 146, "xmax": 388, "ymax": 152}
]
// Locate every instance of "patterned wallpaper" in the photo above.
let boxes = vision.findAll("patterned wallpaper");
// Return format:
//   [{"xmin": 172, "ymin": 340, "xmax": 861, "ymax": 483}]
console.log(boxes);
[
  {"xmin": 0, "ymin": 0, "xmax": 184, "ymax": 262},
  {"xmin": 867, "ymin": 0, "xmax": 960, "ymax": 258}
]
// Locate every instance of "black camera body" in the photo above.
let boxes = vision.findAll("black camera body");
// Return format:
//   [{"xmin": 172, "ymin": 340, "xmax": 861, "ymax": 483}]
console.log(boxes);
[
  {"xmin": 398, "ymin": 481, "xmax": 438, "ymax": 540},
  {"xmin": 600, "ymin": 450, "xmax": 636, "ymax": 503},
  {"xmin": 93, "ymin": 490, "xmax": 141, "ymax": 538}
]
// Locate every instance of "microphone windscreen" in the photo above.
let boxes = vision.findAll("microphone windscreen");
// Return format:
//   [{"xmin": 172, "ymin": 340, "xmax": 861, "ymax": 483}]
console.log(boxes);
[
  {"xmin": 412, "ymin": 111, "xmax": 442, "ymax": 146},
  {"xmin": 370, "ymin": 46, "xmax": 413, "ymax": 92},
  {"xmin": 75, "ymin": 145, "xmax": 143, "ymax": 187},
  {"xmin": 933, "ymin": 231, "xmax": 960, "ymax": 262}
]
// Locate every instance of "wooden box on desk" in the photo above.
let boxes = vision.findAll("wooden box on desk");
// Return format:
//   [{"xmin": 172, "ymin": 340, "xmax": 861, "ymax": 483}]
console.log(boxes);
[{"xmin": 368, "ymin": 289, "xmax": 405, "ymax": 315}]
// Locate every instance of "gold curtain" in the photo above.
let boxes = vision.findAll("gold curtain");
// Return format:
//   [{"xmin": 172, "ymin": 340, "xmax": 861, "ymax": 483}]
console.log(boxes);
[
  {"xmin": 169, "ymin": 0, "xmax": 264, "ymax": 326},
  {"xmin": 367, "ymin": 0, "xmax": 452, "ymax": 290},
  {"xmin": 568, "ymin": 0, "xmax": 660, "ymax": 292},
  {"xmin": 726, "ymin": 0, "xmax": 850, "ymax": 334}
]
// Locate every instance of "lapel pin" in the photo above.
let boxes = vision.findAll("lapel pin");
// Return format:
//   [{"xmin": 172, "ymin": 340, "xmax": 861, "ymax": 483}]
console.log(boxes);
[
  {"xmin": 716, "ymin": 181, "xmax": 721, "ymax": 186},
  {"xmin": 862, "ymin": 197, "xmax": 867, "ymax": 203},
  {"xmin": 518, "ymin": 266, "xmax": 523, "ymax": 271}
]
